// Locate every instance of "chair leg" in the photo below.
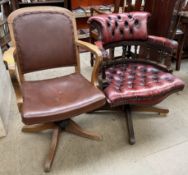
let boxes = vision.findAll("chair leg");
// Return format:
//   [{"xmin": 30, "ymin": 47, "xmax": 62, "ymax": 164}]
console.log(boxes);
[
  {"xmin": 22, "ymin": 123, "xmax": 56, "ymax": 133},
  {"xmin": 176, "ymin": 34, "xmax": 184, "ymax": 71},
  {"xmin": 90, "ymin": 53, "xmax": 94, "ymax": 67},
  {"xmin": 65, "ymin": 119, "xmax": 102, "ymax": 141},
  {"xmin": 109, "ymin": 48, "xmax": 115, "ymax": 59},
  {"xmin": 124, "ymin": 105, "xmax": 136, "ymax": 145},
  {"xmin": 176, "ymin": 45, "xmax": 182, "ymax": 71},
  {"xmin": 22, "ymin": 124, "xmax": 60, "ymax": 172},
  {"xmin": 131, "ymin": 106, "xmax": 169, "ymax": 116},
  {"xmin": 44, "ymin": 127, "xmax": 61, "ymax": 172}
]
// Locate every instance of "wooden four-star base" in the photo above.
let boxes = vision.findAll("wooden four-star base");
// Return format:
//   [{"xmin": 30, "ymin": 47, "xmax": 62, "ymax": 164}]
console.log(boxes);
[{"xmin": 22, "ymin": 119, "xmax": 102, "ymax": 172}]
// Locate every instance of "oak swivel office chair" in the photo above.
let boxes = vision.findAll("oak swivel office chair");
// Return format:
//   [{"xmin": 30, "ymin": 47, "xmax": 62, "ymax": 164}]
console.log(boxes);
[{"xmin": 7, "ymin": 7, "xmax": 106, "ymax": 172}]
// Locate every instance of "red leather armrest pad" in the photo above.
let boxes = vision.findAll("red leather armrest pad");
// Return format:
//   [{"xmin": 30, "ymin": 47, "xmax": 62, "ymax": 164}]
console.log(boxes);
[{"xmin": 148, "ymin": 35, "xmax": 178, "ymax": 51}]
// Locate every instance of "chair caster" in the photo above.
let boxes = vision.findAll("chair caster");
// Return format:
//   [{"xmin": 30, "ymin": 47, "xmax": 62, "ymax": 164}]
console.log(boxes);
[{"xmin": 129, "ymin": 137, "xmax": 136, "ymax": 145}]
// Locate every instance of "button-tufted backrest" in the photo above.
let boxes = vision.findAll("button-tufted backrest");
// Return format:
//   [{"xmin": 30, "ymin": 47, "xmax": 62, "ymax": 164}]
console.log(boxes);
[{"xmin": 88, "ymin": 12, "xmax": 150, "ymax": 45}]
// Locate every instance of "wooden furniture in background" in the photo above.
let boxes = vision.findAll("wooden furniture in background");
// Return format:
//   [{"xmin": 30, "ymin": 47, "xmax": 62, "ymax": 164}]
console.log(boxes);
[
  {"xmin": 0, "ymin": 20, "xmax": 10, "ymax": 52},
  {"xmin": 176, "ymin": 3, "xmax": 188, "ymax": 64},
  {"xmin": 144, "ymin": 0, "xmax": 186, "ymax": 70},
  {"xmin": 1, "ymin": 0, "xmax": 12, "ymax": 17},
  {"xmin": 70, "ymin": 0, "xmax": 115, "ymax": 40},
  {"xmin": 90, "ymin": 0, "xmax": 145, "ymax": 16},
  {"xmin": 10, "ymin": 0, "xmax": 67, "ymax": 10},
  {"xmin": 0, "ymin": 0, "xmax": 12, "ymax": 52},
  {"xmin": 124, "ymin": 0, "xmax": 144, "ymax": 11},
  {"xmin": 177, "ymin": 11, "xmax": 188, "ymax": 67},
  {"xmin": 179, "ymin": 3, "xmax": 188, "ymax": 52},
  {"xmin": 144, "ymin": 0, "xmax": 185, "ymax": 37}
]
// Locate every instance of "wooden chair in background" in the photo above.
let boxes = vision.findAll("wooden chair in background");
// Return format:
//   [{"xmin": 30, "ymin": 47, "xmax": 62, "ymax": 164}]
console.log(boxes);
[
  {"xmin": 145, "ymin": 0, "xmax": 186, "ymax": 70},
  {"xmin": 0, "ymin": 0, "xmax": 12, "ymax": 52}
]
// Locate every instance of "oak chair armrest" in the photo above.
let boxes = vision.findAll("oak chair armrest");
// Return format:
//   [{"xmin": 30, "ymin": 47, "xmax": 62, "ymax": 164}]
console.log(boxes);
[
  {"xmin": 3, "ymin": 47, "xmax": 23, "ymax": 111},
  {"xmin": 3, "ymin": 47, "xmax": 16, "ymax": 71},
  {"xmin": 76, "ymin": 40, "xmax": 103, "ymax": 86}
]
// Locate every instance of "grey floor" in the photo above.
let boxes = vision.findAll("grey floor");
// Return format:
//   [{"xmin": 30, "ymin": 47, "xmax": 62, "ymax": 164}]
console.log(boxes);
[{"xmin": 1, "ymin": 52, "xmax": 188, "ymax": 175}]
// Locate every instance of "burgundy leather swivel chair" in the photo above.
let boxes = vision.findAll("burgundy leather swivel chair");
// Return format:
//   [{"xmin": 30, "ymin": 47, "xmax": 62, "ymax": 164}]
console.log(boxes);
[
  {"xmin": 7, "ymin": 7, "xmax": 105, "ymax": 172},
  {"xmin": 88, "ymin": 12, "xmax": 185, "ymax": 145}
]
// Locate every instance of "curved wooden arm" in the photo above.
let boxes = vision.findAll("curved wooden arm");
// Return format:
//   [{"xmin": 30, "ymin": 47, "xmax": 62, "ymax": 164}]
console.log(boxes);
[
  {"xmin": 9, "ymin": 69, "xmax": 23, "ymax": 112},
  {"xmin": 3, "ymin": 47, "xmax": 23, "ymax": 112},
  {"xmin": 3, "ymin": 47, "xmax": 16, "ymax": 70},
  {"xmin": 76, "ymin": 40, "xmax": 103, "ymax": 86}
]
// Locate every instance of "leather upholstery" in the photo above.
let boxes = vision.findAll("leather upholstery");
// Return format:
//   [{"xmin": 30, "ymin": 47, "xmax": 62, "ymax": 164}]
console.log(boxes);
[
  {"xmin": 21, "ymin": 73, "xmax": 105, "ymax": 125},
  {"xmin": 148, "ymin": 35, "xmax": 178, "ymax": 50},
  {"xmin": 88, "ymin": 12, "xmax": 150, "ymax": 44},
  {"xmin": 88, "ymin": 12, "xmax": 178, "ymax": 53},
  {"xmin": 89, "ymin": 11, "xmax": 185, "ymax": 145},
  {"xmin": 12, "ymin": 11, "xmax": 77, "ymax": 73},
  {"xmin": 104, "ymin": 62, "xmax": 185, "ymax": 106}
]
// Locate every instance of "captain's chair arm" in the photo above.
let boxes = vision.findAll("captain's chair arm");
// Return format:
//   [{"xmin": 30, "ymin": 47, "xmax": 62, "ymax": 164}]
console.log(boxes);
[
  {"xmin": 147, "ymin": 35, "xmax": 178, "ymax": 53},
  {"xmin": 75, "ymin": 40, "xmax": 103, "ymax": 86},
  {"xmin": 3, "ymin": 47, "xmax": 23, "ymax": 111}
]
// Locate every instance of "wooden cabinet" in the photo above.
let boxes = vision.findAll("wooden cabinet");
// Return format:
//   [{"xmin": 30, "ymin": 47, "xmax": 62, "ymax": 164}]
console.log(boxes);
[
  {"xmin": 70, "ymin": 0, "xmax": 115, "ymax": 40},
  {"xmin": 71, "ymin": 0, "xmax": 114, "ymax": 8},
  {"xmin": 11, "ymin": 0, "xmax": 66, "ymax": 10},
  {"xmin": 0, "ymin": 0, "xmax": 11, "ymax": 51}
]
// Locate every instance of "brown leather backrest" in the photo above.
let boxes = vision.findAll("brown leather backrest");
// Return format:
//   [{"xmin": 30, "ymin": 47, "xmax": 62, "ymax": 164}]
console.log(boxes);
[
  {"xmin": 8, "ymin": 7, "xmax": 78, "ymax": 74},
  {"xmin": 88, "ymin": 12, "xmax": 150, "ymax": 45}
]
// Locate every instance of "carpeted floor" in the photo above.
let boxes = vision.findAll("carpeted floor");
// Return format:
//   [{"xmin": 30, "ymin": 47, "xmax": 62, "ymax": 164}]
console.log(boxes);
[{"xmin": 0, "ymin": 52, "xmax": 188, "ymax": 175}]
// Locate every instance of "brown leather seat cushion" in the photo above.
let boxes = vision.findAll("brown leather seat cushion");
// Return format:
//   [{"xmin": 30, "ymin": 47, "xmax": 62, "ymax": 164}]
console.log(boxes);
[{"xmin": 21, "ymin": 73, "xmax": 105, "ymax": 125}]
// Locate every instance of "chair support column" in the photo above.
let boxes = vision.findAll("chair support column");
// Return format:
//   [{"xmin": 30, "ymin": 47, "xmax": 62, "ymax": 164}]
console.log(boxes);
[{"xmin": 124, "ymin": 105, "xmax": 136, "ymax": 145}]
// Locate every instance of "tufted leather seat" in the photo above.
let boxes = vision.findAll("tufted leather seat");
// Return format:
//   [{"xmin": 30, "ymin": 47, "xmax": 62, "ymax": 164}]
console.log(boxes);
[{"xmin": 104, "ymin": 62, "xmax": 184, "ymax": 106}]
